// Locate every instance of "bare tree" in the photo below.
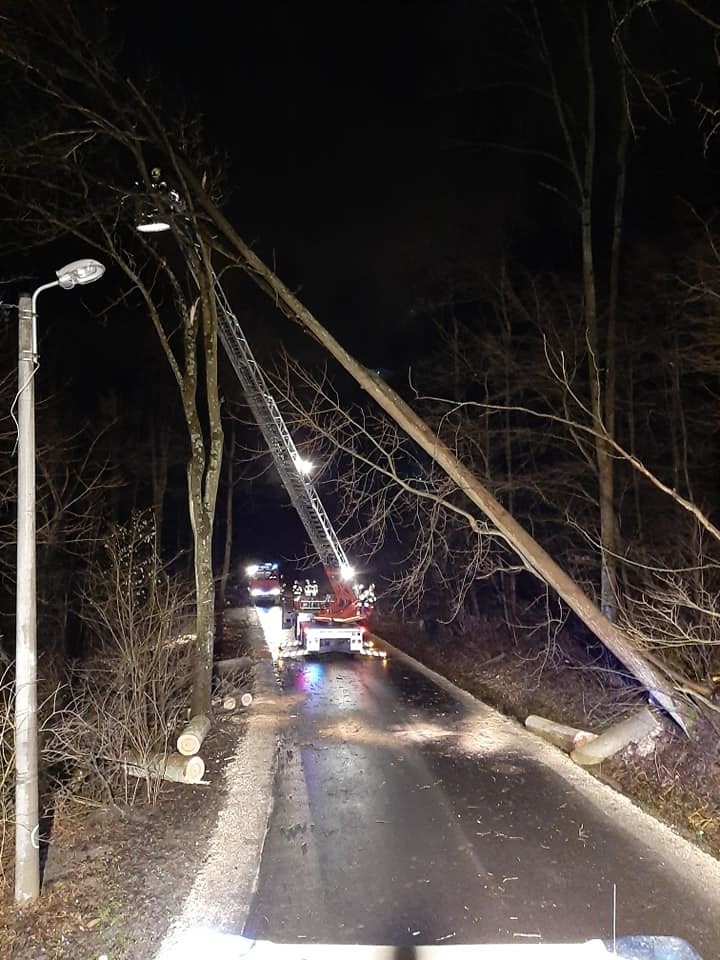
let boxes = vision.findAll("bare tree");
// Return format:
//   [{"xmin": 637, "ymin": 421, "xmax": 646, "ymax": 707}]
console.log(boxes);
[
  {"xmin": 0, "ymin": 2, "xmax": 226, "ymax": 715},
  {"xmin": 525, "ymin": 1, "xmax": 633, "ymax": 621}
]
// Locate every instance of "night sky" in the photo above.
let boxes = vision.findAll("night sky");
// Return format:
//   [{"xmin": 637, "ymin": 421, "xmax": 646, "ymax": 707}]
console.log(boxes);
[
  {"xmin": 5, "ymin": 0, "xmax": 719, "ymax": 566},
  {"xmin": 114, "ymin": 1, "xmax": 717, "ymax": 351}
]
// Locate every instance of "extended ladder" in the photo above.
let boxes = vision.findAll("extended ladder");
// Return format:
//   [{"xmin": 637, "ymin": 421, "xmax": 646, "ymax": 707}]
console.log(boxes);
[{"xmin": 213, "ymin": 276, "xmax": 351, "ymax": 576}]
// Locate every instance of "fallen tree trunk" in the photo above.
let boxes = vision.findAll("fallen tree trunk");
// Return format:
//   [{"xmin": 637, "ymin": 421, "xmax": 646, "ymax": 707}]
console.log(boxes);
[
  {"xmin": 125, "ymin": 752, "xmax": 205, "ymax": 784},
  {"xmin": 525, "ymin": 715, "xmax": 597, "ymax": 753},
  {"xmin": 571, "ymin": 707, "xmax": 662, "ymax": 766},
  {"xmin": 177, "ymin": 714, "xmax": 211, "ymax": 756},
  {"xmin": 214, "ymin": 656, "xmax": 252, "ymax": 676},
  {"xmin": 184, "ymin": 172, "xmax": 693, "ymax": 734}
]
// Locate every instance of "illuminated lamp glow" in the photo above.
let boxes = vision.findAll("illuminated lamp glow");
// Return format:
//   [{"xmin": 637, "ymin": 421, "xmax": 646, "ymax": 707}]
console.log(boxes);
[
  {"xmin": 136, "ymin": 219, "xmax": 171, "ymax": 233},
  {"xmin": 296, "ymin": 457, "xmax": 314, "ymax": 475}
]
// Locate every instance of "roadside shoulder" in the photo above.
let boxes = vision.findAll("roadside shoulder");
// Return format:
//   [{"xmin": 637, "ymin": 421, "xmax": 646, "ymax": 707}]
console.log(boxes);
[{"xmin": 154, "ymin": 606, "xmax": 283, "ymax": 956}]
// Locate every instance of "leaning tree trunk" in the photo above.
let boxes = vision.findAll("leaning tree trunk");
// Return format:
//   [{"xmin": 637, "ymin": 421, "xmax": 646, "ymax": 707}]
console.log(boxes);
[{"xmin": 183, "ymin": 165, "xmax": 694, "ymax": 733}]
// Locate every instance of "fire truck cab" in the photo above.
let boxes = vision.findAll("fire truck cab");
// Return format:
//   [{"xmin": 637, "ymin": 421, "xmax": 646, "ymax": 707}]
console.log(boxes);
[{"xmin": 246, "ymin": 562, "xmax": 283, "ymax": 605}]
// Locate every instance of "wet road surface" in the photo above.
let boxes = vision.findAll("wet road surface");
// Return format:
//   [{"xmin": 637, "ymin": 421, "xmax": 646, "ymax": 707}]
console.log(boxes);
[{"xmin": 244, "ymin": 608, "xmax": 720, "ymax": 953}]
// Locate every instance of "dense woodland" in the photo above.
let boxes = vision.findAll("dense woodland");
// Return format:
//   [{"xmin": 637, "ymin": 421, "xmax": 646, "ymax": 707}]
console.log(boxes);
[{"xmin": 1, "ymin": 0, "xmax": 720, "ymax": 890}]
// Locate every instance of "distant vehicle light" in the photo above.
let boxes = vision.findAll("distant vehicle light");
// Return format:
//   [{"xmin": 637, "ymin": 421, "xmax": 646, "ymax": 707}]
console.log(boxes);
[{"xmin": 246, "ymin": 564, "xmax": 259, "ymax": 577}]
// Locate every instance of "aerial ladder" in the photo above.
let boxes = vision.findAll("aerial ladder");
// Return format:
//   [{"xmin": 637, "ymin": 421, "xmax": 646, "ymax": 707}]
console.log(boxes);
[{"xmin": 213, "ymin": 276, "xmax": 380, "ymax": 656}]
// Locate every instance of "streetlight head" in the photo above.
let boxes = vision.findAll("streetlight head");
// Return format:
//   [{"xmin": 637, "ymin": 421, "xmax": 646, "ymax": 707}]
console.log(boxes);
[
  {"xmin": 56, "ymin": 259, "xmax": 106, "ymax": 289},
  {"xmin": 136, "ymin": 216, "xmax": 172, "ymax": 234}
]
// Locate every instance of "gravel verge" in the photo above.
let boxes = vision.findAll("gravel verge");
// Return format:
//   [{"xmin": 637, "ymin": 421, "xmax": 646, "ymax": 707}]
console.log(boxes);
[{"xmin": 154, "ymin": 607, "xmax": 283, "ymax": 957}]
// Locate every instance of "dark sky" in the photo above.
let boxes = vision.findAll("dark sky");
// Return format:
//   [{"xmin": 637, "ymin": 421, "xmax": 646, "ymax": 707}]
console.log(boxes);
[
  {"xmin": 21, "ymin": 0, "xmax": 718, "ymax": 418},
  {"xmin": 115, "ymin": 1, "xmax": 718, "ymax": 359},
  {"xmin": 117, "ymin": 2, "xmax": 533, "ymax": 359},
  {"xmin": 11, "ymin": 0, "xmax": 718, "ymax": 562}
]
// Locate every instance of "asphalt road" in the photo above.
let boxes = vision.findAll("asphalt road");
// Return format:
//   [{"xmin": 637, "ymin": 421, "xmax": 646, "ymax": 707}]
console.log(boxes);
[{"xmin": 243, "ymin": 607, "xmax": 720, "ymax": 955}]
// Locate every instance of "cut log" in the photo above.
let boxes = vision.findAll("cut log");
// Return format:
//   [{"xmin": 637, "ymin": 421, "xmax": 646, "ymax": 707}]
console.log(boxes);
[
  {"xmin": 214, "ymin": 656, "xmax": 252, "ymax": 676},
  {"xmin": 177, "ymin": 714, "xmax": 211, "ymax": 756},
  {"xmin": 571, "ymin": 707, "xmax": 662, "ymax": 766},
  {"xmin": 219, "ymin": 691, "xmax": 253, "ymax": 711},
  {"xmin": 525, "ymin": 715, "xmax": 597, "ymax": 753},
  {"xmin": 125, "ymin": 752, "xmax": 205, "ymax": 784}
]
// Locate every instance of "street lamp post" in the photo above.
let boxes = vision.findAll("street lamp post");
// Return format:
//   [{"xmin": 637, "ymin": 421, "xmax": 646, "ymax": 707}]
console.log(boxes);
[{"xmin": 15, "ymin": 258, "xmax": 105, "ymax": 904}]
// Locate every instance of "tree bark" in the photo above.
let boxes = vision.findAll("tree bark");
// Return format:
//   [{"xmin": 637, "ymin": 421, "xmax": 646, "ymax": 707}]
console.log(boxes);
[
  {"xmin": 188, "ymin": 469, "xmax": 216, "ymax": 718},
  {"xmin": 214, "ymin": 656, "xmax": 253, "ymax": 675},
  {"xmin": 571, "ymin": 707, "xmax": 661, "ymax": 766},
  {"xmin": 125, "ymin": 751, "xmax": 206, "ymax": 783},
  {"xmin": 217, "ymin": 423, "xmax": 236, "ymax": 622},
  {"xmin": 177, "ymin": 714, "xmax": 211, "ymax": 756},
  {"xmin": 525, "ymin": 715, "xmax": 597, "ymax": 752},
  {"xmin": 184, "ymin": 167, "xmax": 693, "ymax": 733},
  {"xmin": 183, "ymin": 249, "xmax": 224, "ymax": 719}
]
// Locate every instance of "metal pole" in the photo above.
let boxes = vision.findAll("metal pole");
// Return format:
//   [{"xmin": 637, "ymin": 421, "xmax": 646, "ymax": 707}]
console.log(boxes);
[{"xmin": 15, "ymin": 292, "xmax": 39, "ymax": 902}]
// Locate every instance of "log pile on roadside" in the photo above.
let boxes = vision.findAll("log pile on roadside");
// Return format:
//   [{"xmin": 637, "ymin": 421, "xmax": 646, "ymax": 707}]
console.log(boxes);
[
  {"xmin": 212, "ymin": 656, "xmax": 254, "ymax": 713},
  {"xmin": 123, "ymin": 657, "xmax": 256, "ymax": 786}
]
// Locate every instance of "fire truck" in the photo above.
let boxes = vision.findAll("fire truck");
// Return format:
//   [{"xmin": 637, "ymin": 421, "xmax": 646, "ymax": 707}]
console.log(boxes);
[
  {"xmin": 246, "ymin": 562, "xmax": 282, "ymax": 604},
  {"xmin": 213, "ymin": 277, "xmax": 382, "ymax": 658}
]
